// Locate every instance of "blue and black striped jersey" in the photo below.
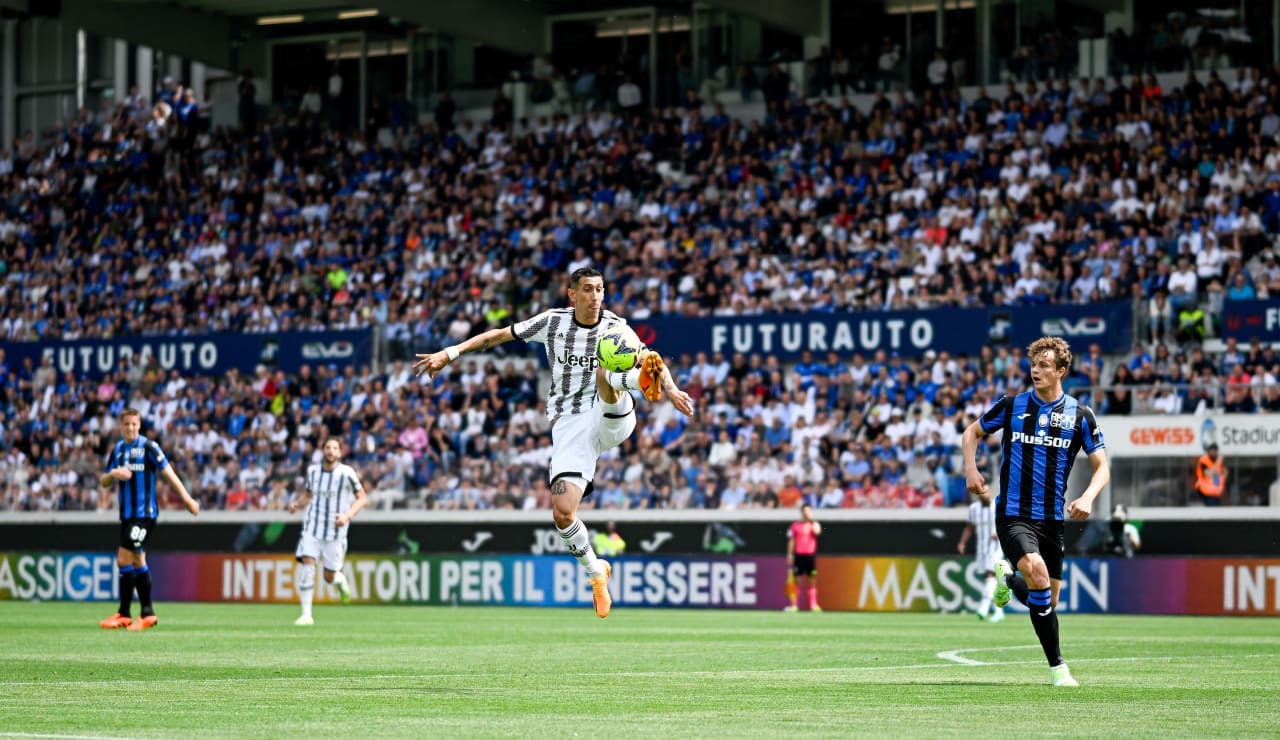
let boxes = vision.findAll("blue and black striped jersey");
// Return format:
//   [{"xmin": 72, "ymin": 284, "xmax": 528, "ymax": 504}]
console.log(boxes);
[
  {"xmin": 979, "ymin": 391, "xmax": 1105, "ymax": 521},
  {"xmin": 105, "ymin": 435, "xmax": 170, "ymax": 521}
]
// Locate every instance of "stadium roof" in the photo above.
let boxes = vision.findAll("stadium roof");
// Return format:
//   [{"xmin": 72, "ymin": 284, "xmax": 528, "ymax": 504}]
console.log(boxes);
[{"xmin": 59, "ymin": 0, "xmax": 821, "ymax": 67}]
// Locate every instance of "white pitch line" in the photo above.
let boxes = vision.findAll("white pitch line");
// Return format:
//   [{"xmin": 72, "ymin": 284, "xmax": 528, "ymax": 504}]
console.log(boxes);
[
  {"xmin": 0, "ymin": 653, "xmax": 1274, "ymax": 689},
  {"xmin": 0, "ymin": 733, "xmax": 135, "ymax": 740},
  {"xmin": 937, "ymin": 644, "xmax": 1043, "ymax": 665},
  {"xmin": 937, "ymin": 646, "xmax": 1278, "ymax": 667}
]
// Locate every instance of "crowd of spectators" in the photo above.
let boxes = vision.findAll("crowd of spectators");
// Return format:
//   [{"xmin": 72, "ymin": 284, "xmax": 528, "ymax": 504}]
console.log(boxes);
[
  {"xmin": 3, "ymin": 60, "xmax": 1280, "ymax": 512},
  {"xmin": 0, "ymin": 341, "xmax": 1028, "ymax": 513},
  {"xmin": 5, "ymin": 65, "xmax": 1280, "ymax": 344}
]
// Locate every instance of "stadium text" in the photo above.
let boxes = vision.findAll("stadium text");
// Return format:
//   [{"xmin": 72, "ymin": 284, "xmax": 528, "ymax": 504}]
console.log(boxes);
[
  {"xmin": 44, "ymin": 341, "xmax": 219, "ymax": 375},
  {"xmin": 1222, "ymin": 565, "xmax": 1280, "ymax": 612},
  {"xmin": 854, "ymin": 560, "xmax": 1108, "ymax": 613},
  {"xmin": 710, "ymin": 318, "xmax": 934, "ymax": 355},
  {"xmin": 1040, "ymin": 317, "xmax": 1107, "ymax": 337},
  {"xmin": 0, "ymin": 554, "xmax": 118, "ymax": 601},
  {"xmin": 218, "ymin": 556, "xmax": 761, "ymax": 607}
]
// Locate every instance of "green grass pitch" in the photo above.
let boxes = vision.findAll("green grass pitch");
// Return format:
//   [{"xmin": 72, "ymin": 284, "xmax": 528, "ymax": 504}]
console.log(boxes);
[{"xmin": 1, "ymin": 603, "xmax": 1277, "ymax": 738}]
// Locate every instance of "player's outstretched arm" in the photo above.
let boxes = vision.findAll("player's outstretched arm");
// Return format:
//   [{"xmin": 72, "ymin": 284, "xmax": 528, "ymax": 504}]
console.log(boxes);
[
  {"xmin": 651, "ymin": 351, "xmax": 695, "ymax": 416},
  {"xmin": 161, "ymin": 466, "xmax": 200, "ymax": 516},
  {"xmin": 413, "ymin": 326, "xmax": 517, "ymax": 377},
  {"xmin": 1067, "ymin": 448, "xmax": 1110, "ymax": 520},
  {"xmin": 961, "ymin": 420, "xmax": 992, "ymax": 504}
]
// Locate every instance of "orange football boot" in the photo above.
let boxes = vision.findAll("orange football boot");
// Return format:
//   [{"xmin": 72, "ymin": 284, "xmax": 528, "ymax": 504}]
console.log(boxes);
[
  {"xmin": 638, "ymin": 351, "xmax": 666, "ymax": 403},
  {"xmin": 99, "ymin": 613, "xmax": 132, "ymax": 629},
  {"xmin": 590, "ymin": 561, "xmax": 613, "ymax": 618},
  {"xmin": 127, "ymin": 615, "xmax": 159, "ymax": 631}
]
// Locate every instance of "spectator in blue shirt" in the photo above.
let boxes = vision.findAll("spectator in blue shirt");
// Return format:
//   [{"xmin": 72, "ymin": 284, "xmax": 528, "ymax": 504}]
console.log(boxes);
[{"xmin": 1225, "ymin": 271, "xmax": 1256, "ymax": 301}]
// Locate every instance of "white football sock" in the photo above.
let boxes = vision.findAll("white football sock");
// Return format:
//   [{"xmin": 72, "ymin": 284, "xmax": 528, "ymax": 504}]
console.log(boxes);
[
  {"xmin": 979, "ymin": 574, "xmax": 995, "ymax": 616},
  {"xmin": 601, "ymin": 392, "xmax": 634, "ymax": 416},
  {"xmin": 558, "ymin": 519, "xmax": 604, "ymax": 577},
  {"xmin": 298, "ymin": 562, "xmax": 316, "ymax": 618},
  {"xmin": 606, "ymin": 367, "xmax": 643, "ymax": 392},
  {"xmin": 331, "ymin": 571, "xmax": 348, "ymax": 590}
]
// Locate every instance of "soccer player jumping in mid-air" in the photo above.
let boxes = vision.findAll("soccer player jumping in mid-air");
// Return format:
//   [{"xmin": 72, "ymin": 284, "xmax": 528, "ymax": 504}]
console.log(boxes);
[
  {"xmin": 962, "ymin": 336, "xmax": 1110, "ymax": 686},
  {"xmin": 414, "ymin": 267, "xmax": 694, "ymax": 618}
]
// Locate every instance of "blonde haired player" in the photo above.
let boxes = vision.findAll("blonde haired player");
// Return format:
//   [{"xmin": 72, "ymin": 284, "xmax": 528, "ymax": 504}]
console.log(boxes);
[
  {"xmin": 289, "ymin": 438, "xmax": 367, "ymax": 625},
  {"xmin": 963, "ymin": 335, "xmax": 1109, "ymax": 687},
  {"xmin": 414, "ymin": 267, "xmax": 694, "ymax": 618}
]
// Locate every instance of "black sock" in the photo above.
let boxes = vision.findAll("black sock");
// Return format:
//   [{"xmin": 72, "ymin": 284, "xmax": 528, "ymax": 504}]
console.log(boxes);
[
  {"xmin": 118, "ymin": 566, "xmax": 136, "ymax": 616},
  {"xmin": 1008, "ymin": 571, "xmax": 1031, "ymax": 607},
  {"xmin": 135, "ymin": 566, "xmax": 154, "ymax": 616},
  {"xmin": 1027, "ymin": 588, "xmax": 1063, "ymax": 666}
]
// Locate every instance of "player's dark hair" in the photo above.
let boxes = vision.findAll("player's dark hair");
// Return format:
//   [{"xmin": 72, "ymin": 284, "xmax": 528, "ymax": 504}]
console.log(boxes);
[{"xmin": 569, "ymin": 266, "xmax": 603, "ymax": 290}]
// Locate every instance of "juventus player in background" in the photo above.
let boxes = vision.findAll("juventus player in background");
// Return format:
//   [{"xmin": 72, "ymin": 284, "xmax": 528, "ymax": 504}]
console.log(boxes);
[
  {"xmin": 962, "ymin": 336, "xmax": 1109, "ymax": 687},
  {"xmin": 414, "ymin": 267, "xmax": 694, "ymax": 618},
  {"xmin": 288, "ymin": 438, "xmax": 368, "ymax": 625},
  {"xmin": 957, "ymin": 491, "xmax": 1005, "ymax": 622}
]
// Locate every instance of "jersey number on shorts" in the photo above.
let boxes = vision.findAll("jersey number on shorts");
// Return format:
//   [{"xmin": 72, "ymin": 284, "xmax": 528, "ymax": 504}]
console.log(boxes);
[{"xmin": 130, "ymin": 525, "xmax": 149, "ymax": 543}]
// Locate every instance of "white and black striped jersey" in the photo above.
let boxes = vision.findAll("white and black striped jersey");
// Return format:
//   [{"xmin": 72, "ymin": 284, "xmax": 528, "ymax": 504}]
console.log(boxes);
[
  {"xmin": 302, "ymin": 462, "xmax": 362, "ymax": 541},
  {"xmin": 513, "ymin": 307, "xmax": 628, "ymax": 419},
  {"xmin": 967, "ymin": 499, "xmax": 999, "ymax": 555}
]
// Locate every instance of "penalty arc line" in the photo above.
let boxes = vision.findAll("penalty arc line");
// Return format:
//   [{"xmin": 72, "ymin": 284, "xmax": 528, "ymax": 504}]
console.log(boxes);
[{"xmin": 938, "ymin": 644, "xmax": 1044, "ymax": 665}]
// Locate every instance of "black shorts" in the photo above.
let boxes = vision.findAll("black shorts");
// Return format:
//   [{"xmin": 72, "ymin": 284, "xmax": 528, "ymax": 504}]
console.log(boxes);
[
  {"xmin": 791, "ymin": 554, "xmax": 817, "ymax": 577},
  {"xmin": 997, "ymin": 517, "xmax": 1064, "ymax": 580},
  {"xmin": 119, "ymin": 519, "xmax": 157, "ymax": 553}
]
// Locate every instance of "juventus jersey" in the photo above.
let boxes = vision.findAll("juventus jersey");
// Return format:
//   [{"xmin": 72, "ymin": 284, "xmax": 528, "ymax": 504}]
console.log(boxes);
[
  {"xmin": 512, "ymin": 307, "xmax": 628, "ymax": 419},
  {"xmin": 967, "ymin": 500, "xmax": 999, "ymax": 556},
  {"xmin": 302, "ymin": 462, "xmax": 362, "ymax": 541}
]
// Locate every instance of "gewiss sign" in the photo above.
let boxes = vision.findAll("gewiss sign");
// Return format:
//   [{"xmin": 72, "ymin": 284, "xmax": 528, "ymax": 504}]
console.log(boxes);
[{"xmin": 1102, "ymin": 414, "xmax": 1280, "ymax": 458}]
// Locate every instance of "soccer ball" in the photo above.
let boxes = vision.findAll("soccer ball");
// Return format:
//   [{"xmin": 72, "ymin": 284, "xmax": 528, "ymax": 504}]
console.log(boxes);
[{"xmin": 597, "ymin": 325, "xmax": 643, "ymax": 372}]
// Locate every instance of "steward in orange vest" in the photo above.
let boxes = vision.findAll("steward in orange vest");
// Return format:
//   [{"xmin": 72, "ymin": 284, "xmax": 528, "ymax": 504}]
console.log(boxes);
[{"xmin": 1194, "ymin": 444, "xmax": 1226, "ymax": 506}]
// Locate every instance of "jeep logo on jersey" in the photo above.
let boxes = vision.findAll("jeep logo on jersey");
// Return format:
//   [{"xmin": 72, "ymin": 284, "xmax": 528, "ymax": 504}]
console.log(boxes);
[
  {"xmin": 555, "ymin": 351, "xmax": 598, "ymax": 369},
  {"xmin": 1040, "ymin": 317, "xmax": 1107, "ymax": 337},
  {"xmin": 301, "ymin": 341, "xmax": 355, "ymax": 360}
]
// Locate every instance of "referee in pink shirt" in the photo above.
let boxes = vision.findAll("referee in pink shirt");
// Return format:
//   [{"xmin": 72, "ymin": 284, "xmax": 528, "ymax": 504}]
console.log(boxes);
[{"xmin": 785, "ymin": 503, "xmax": 823, "ymax": 612}]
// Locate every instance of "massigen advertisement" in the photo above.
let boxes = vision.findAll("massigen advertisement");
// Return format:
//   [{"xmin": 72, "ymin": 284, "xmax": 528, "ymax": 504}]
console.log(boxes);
[{"xmin": 2, "ymin": 553, "xmax": 1276, "ymax": 616}]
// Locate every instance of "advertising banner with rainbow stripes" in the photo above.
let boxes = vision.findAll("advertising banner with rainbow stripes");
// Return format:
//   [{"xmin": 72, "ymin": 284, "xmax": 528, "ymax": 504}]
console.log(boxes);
[{"xmin": 1, "ymin": 552, "xmax": 1276, "ymax": 616}]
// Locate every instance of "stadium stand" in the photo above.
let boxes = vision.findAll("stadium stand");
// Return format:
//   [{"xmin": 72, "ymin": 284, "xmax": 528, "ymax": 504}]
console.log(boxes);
[{"xmin": 2, "ymin": 56, "xmax": 1279, "ymax": 513}]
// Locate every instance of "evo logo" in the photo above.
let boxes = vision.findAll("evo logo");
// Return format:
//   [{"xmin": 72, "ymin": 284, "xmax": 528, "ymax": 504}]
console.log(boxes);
[
  {"xmin": 1040, "ymin": 317, "xmax": 1106, "ymax": 337},
  {"xmin": 302, "ymin": 341, "xmax": 355, "ymax": 360}
]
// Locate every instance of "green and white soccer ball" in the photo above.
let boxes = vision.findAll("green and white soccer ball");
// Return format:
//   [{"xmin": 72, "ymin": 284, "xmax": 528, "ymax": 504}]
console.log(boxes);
[{"xmin": 597, "ymin": 325, "xmax": 644, "ymax": 372}]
